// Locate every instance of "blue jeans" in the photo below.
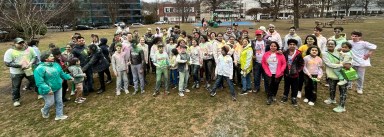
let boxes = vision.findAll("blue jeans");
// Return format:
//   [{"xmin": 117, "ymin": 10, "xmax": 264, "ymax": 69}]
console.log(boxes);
[
  {"xmin": 241, "ymin": 73, "xmax": 252, "ymax": 92},
  {"xmin": 211, "ymin": 75, "xmax": 235, "ymax": 97},
  {"xmin": 253, "ymin": 62, "xmax": 268, "ymax": 91},
  {"xmin": 191, "ymin": 64, "xmax": 200, "ymax": 83},
  {"xmin": 170, "ymin": 69, "xmax": 179, "ymax": 86},
  {"xmin": 42, "ymin": 88, "xmax": 64, "ymax": 118}
]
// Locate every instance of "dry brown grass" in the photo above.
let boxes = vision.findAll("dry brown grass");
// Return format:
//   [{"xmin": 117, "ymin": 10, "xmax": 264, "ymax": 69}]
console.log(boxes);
[{"xmin": 0, "ymin": 18, "xmax": 383, "ymax": 136}]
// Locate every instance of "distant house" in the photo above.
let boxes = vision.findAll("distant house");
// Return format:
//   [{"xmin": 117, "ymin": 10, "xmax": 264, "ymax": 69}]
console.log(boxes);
[{"xmin": 157, "ymin": 2, "xmax": 197, "ymax": 23}]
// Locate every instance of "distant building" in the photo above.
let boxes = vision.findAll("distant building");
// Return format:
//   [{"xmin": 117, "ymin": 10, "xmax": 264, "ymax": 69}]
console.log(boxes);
[
  {"xmin": 157, "ymin": 2, "xmax": 197, "ymax": 23},
  {"xmin": 76, "ymin": 0, "xmax": 143, "ymax": 24}
]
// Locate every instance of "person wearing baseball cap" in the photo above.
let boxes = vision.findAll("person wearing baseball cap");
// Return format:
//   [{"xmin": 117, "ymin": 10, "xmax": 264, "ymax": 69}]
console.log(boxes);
[
  {"xmin": 4, "ymin": 37, "xmax": 38, "ymax": 107},
  {"xmin": 232, "ymin": 23, "xmax": 241, "ymax": 39},
  {"xmin": 251, "ymin": 29, "xmax": 268, "ymax": 93}
]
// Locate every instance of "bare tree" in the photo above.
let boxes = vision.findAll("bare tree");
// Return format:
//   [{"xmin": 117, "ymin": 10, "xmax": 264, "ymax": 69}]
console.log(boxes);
[
  {"xmin": 201, "ymin": 0, "xmax": 229, "ymax": 13},
  {"xmin": 378, "ymin": 0, "xmax": 384, "ymax": 9},
  {"xmin": 0, "ymin": 0, "xmax": 71, "ymax": 40},
  {"xmin": 293, "ymin": 0, "xmax": 299, "ymax": 28},
  {"xmin": 334, "ymin": 0, "xmax": 357, "ymax": 16},
  {"xmin": 255, "ymin": 0, "xmax": 281, "ymax": 22},
  {"xmin": 49, "ymin": 2, "xmax": 82, "ymax": 31},
  {"xmin": 174, "ymin": 0, "xmax": 196, "ymax": 23},
  {"xmin": 106, "ymin": 0, "xmax": 119, "ymax": 24}
]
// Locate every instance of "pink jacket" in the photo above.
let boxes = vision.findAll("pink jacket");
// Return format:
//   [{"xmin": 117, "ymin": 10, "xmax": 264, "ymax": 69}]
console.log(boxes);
[{"xmin": 262, "ymin": 51, "xmax": 286, "ymax": 78}]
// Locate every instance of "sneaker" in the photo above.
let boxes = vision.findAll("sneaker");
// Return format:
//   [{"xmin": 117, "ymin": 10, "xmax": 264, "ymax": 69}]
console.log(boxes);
[
  {"xmin": 292, "ymin": 98, "xmax": 298, "ymax": 107},
  {"xmin": 13, "ymin": 101, "xmax": 20, "ymax": 107},
  {"xmin": 172, "ymin": 86, "xmax": 178, "ymax": 89},
  {"xmin": 324, "ymin": 84, "xmax": 330, "ymax": 87},
  {"xmin": 185, "ymin": 89, "xmax": 190, "ymax": 93},
  {"xmin": 210, "ymin": 91, "xmax": 216, "ymax": 97},
  {"xmin": 337, "ymin": 79, "xmax": 348, "ymax": 85},
  {"xmin": 141, "ymin": 90, "xmax": 145, "ymax": 94},
  {"xmin": 347, "ymin": 84, "xmax": 353, "ymax": 90},
  {"xmin": 105, "ymin": 80, "xmax": 112, "ymax": 84},
  {"xmin": 232, "ymin": 96, "xmax": 237, "ymax": 101},
  {"xmin": 191, "ymin": 84, "xmax": 196, "ymax": 89},
  {"xmin": 133, "ymin": 91, "xmax": 138, "ymax": 95},
  {"xmin": 303, "ymin": 98, "xmax": 309, "ymax": 103},
  {"xmin": 55, "ymin": 115, "xmax": 68, "ymax": 121},
  {"xmin": 308, "ymin": 101, "xmax": 315, "ymax": 106},
  {"xmin": 333, "ymin": 106, "xmax": 346, "ymax": 113},
  {"xmin": 80, "ymin": 97, "xmax": 86, "ymax": 101},
  {"xmin": 152, "ymin": 91, "xmax": 159, "ymax": 97},
  {"xmin": 165, "ymin": 91, "xmax": 170, "ymax": 95},
  {"xmin": 253, "ymin": 89, "xmax": 257, "ymax": 93},
  {"xmin": 266, "ymin": 97, "xmax": 272, "ymax": 105},
  {"xmin": 125, "ymin": 90, "xmax": 130, "ymax": 94},
  {"xmin": 272, "ymin": 96, "xmax": 277, "ymax": 102},
  {"xmin": 324, "ymin": 98, "xmax": 336, "ymax": 104},
  {"xmin": 75, "ymin": 99, "xmax": 84, "ymax": 104},
  {"xmin": 196, "ymin": 84, "xmax": 200, "ymax": 88},
  {"xmin": 281, "ymin": 96, "xmax": 288, "ymax": 103},
  {"xmin": 178, "ymin": 92, "xmax": 185, "ymax": 97},
  {"xmin": 116, "ymin": 91, "xmax": 121, "ymax": 96},
  {"xmin": 37, "ymin": 95, "xmax": 43, "ymax": 100},
  {"xmin": 22, "ymin": 86, "xmax": 32, "ymax": 91},
  {"xmin": 297, "ymin": 91, "xmax": 302, "ymax": 98},
  {"xmin": 239, "ymin": 91, "xmax": 248, "ymax": 95},
  {"xmin": 41, "ymin": 108, "xmax": 49, "ymax": 118},
  {"xmin": 70, "ymin": 91, "xmax": 75, "ymax": 96},
  {"xmin": 206, "ymin": 84, "xmax": 211, "ymax": 89},
  {"xmin": 357, "ymin": 89, "xmax": 363, "ymax": 94}
]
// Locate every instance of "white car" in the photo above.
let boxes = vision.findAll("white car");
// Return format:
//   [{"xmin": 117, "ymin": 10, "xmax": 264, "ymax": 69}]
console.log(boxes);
[
  {"xmin": 131, "ymin": 23, "xmax": 144, "ymax": 27},
  {"xmin": 154, "ymin": 21, "xmax": 166, "ymax": 25},
  {"xmin": 114, "ymin": 22, "xmax": 126, "ymax": 27}
]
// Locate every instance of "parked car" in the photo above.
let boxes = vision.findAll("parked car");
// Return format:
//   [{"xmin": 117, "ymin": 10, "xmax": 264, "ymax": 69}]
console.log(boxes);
[
  {"xmin": 74, "ymin": 25, "xmax": 94, "ymax": 30},
  {"xmin": 114, "ymin": 22, "xmax": 126, "ymax": 27},
  {"xmin": 130, "ymin": 23, "xmax": 144, "ymax": 27},
  {"xmin": 96, "ymin": 25, "xmax": 111, "ymax": 29},
  {"xmin": 154, "ymin": 21, "xmax": 166, "ymax": 25}
]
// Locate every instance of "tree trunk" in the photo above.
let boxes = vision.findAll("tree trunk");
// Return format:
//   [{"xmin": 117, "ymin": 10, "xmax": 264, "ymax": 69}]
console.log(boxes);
[
  {"xmin": 364, "ymin": 0, "xmax": 369, "ymax": 16},
  {"xmin": 272, "ymin": 0, "xmax": 281, "ymax": 22},
  {"xmin": 320, "ymin": 0, "xmax": 325, "ymax": 17},
  {"xmin": 293, "ymin": 0, "xmax": 299, "ymax": 28}
]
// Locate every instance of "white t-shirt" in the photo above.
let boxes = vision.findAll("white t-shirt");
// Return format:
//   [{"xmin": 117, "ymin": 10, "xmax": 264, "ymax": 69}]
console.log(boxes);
[
  {"xmin": 267, "ymin": 53, "xmax": 278, "ymax": 74},
  {"xmin": 254, "ymin": 40, "xmax": 265, "ymax": 63},
  {"xmin": 4, "ymin": 48, "xmax": 36, "ymax": 74}
]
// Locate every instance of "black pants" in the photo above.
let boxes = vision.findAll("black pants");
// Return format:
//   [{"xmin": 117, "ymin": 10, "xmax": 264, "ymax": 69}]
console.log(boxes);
[
  {"xmin": 298, "ymin": 71, "xmax": 305, "ymax": 92},
  {"xmin": 83, "ymin": 68, "xmax": 94, "ymax": 94},
  {"xmin": 265, "ymin": 74, "xmax": 282, "ymax": 98},
  {"xmin": 97, "ymin": 69, "xmax": 108, "ymax": 91},
  {"xmin": 11, "ymin": 74, "xmax": 37, "ymax": 101},
  {"xmin": 328, "ymin": 79, "xmax": 348, "ymax": 107},
  {"xmin": 304, "ymin": 75, "xmax": 318, "ymax": 102},
  {"xmin": 128, "ymin": 65, "xmax": 133, "ymax": 85},
  {"xmin": 62, "ymin": 79, "xmax": 68, "ymax": 100},
  {"xmin": 283, "ymin": 76, "xmax": 299, "ymax": 98},
  {"xmin": 234, "ymin": 64, "xmax": 242, "ymax": 87},
  {"xmin": 103, "ymin": 68, "xmax": 112, "ymax": 81},
  {"xmin": 203, "ymin": 59, "xmax": 214, "ymax": 83}
]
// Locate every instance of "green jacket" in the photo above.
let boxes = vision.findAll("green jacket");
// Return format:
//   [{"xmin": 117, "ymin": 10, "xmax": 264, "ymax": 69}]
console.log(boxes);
[{"xmin": 34, "ymin": 62, "xmax": 72, "ymax": 95}]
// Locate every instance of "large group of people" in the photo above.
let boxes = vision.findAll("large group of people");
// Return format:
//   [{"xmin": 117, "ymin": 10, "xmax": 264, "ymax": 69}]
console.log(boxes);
[{"xmin": 3, "ymin": 23, "xmax": 377, "ymax": 121}]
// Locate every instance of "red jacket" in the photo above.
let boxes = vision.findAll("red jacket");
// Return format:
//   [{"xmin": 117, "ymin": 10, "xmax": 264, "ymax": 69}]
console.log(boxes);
[{"xmin": 262, "ymin": 51, "xmax": 286, "ymax": 78}]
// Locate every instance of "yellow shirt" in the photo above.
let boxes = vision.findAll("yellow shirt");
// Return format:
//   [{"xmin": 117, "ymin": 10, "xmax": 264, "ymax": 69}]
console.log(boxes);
[{"xmin": 298, "ymin": 44, "xmax": 309, "ymax": 58}]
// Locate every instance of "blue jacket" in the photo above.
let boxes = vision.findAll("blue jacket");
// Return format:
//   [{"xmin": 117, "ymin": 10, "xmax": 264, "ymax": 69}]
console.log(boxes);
[{"xmin": 34, "ymin": 62, "xmax": 72, "ymax": 95}]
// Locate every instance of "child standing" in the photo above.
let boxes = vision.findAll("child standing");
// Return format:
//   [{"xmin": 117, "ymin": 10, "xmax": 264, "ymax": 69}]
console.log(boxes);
[
  {"xmin": 111, "ymin": 43, "xmax": 130, "ymax": 96},
  {"xmin": 303, "ymin": 46, "xmax": 323, "ymax": 106},
  {"xmin": 209, "ymin": 46, "xmax": 237, "ymax": 101},
  {"xmin": 153, "ymin": 44, "xmax": 170, "ymax": 96},
  {"xmin": 333, "ymin": 42, "xmax": 353, "ymax": 86},
  {"xmin": 169, "ymin": 48, "xmax": 179, "ymax": 89},
  {"xmin": 68, "ymin": 58, "xmax": 86, "ymax": 103},
  {"xmin": 190, "ymin": 39, "xmax": 203, "ymax": 89},
  {"xmin": 176, "ymin": 45, "xmax": 190, "ymax": 97}
]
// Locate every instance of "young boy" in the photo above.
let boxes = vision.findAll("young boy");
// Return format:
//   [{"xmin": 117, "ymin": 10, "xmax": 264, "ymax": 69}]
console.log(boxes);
[
  {"xmin": 209, "ymin": 46, "xmax": 236, "ymax": 101},
  {"xmin": 68, "ymin": 58, "xmax": 87, "ymax": 103},
  {"xmin": 153, "ymin": 44, "xmax": 170, "ymax": 96},
  {"xmin": 111, "ymin": 43, "xmax": 130, "ymax": 96},
  {"xmin": 176, "ymin": 45, "xmax": 190, "ymax": 97},
  {"xmin": 169, "ymin": 48, "xmax": 179, "ymax": 89},
  {"xmin": 333, "ymin": 42, "xmax": 353, "ymax": 86},
  {"xmin": 348, "ymin": 31, "xmax": 377, "ymax": 94}
]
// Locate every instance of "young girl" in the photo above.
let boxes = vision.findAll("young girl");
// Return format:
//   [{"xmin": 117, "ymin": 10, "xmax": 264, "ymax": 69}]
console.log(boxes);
[
  {"xmin": 199, "ymin": 35, "xmax": 214, "ymax": 89},
  {"xmin": 153, "ymin": 44, "xmax": 170, "ymax": 96},
  {"xmin": 190, "ymin": 39, "xmax": 203, "ymax": 89},
  {"xmin": 209, "ymin": 46, "xmax": 236, "ymax": 101},
  {"xmin": 303, "ymin": 46, "xmax": 323, "ymax": 106},
  {"xmin": 297, "ymin": 35, "xmax": 318, "ymax": 98},
  {"xmin": 169, "ymin": 48, "xmax": 179, "ymax": 89},
  {"xmin": 166, "ymin": 37, "xmax": 176, "ymax": 57},
  {"xmin": 333, "ymin": 42, "xmax": 353, "ymax": 86},
  {"xmin": 262, "ymin": 41, "xmax": 287, "ymax": 105},
  {"xmin": 176, "ymin": 45, "xmax": 190, "ymax": 97},
  {"xmin": 68, "ymin": 58, "xmax": 87, "ymax": 103},
  {"xmin": 111, "ymin": 43, "xmax": 130, "ymax": 96}
]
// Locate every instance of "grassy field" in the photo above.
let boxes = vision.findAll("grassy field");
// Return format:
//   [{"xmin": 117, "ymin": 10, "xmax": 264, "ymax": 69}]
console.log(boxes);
[{"xmin": 0, "ymin": 18, "xmax": 383, "ymax": 136}]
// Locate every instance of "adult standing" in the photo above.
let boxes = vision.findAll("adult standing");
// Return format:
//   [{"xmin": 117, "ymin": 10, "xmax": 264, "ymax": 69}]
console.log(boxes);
[
  {"xmin": 34, "ymin": 51, "xmax": 73, "ymax": 120},
  {"xmin": 251, "ymin": 30, "xmax": 268, "ymax": 93},
  {"xmin": 322, "ymin": 40, "xmax": 348, "ymax": 112},
  {"xmin": 239, "ymin": 38, "xmax": 253, "ymax": 95},
  {"xmin": 267, "ymin": 24, "xmax": 282, "ymax": 50},
  {"xmin": 83, "ymin": 44, "xmax": 110, "ymax": 94},
  {"xmin": 283, "ymin": 27, "xmax": 302, "ymax": 51},
  {"xmin": 72, "ymin": 36, "xmax": 93, "ymax": 96},
  {"xmin": 99, "ymin": 38, "xmax": 112, "ymax": 84},
  {"xmin": 4, "ymin": 38, "xmax": 37, "ymax": 106}
]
